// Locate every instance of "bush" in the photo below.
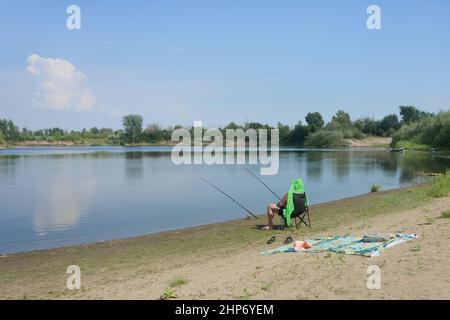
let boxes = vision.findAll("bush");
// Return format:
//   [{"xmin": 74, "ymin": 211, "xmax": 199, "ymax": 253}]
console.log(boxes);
[
  {"xmin": 160, "ymin": 288, "xmax": 177, "ymax": 300},
  {"xmin": 393, "ymin": 140, "xmax": 431, "ymax": 151},
  {"xmin": 428, "ymin": 171, "xmax": 450, "ymax": 198},
  {"xmin": 342, "ymin": 128, "xmax": 365, "ymax": 140},
  {"xmin": 304, "ymin": 130, "xmax": 347, "ymax": 147},
  {"xmin": 441, "ymin": 210, "xmax": 450, "ymax": 219},
  {"xmin": 371, "ymin": 185, "xmax": 381, "ymax": 193},
  {"xmin": 391, "ymin": 111, "xmax": 450, "ymax": 149}
]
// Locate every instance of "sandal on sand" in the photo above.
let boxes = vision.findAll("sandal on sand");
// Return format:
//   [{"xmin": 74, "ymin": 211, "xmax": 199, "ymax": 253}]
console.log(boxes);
[
  {"xmin": 284, "ymin": 236, "xmax": 294, "ymax": 244},
  {"xmin": 267, "ymin": 236, "xmax": 276, "ymax": 244}
]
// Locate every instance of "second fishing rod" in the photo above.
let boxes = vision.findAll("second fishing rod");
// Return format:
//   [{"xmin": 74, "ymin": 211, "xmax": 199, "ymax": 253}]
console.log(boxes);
[{"xmin": 244, "ymin": 168, "xmax": 282, "ymax": 201}]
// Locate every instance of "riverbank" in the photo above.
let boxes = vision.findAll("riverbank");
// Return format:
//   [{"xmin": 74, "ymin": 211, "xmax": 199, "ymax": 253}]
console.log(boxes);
[
  {"xmin": 1, "ymin": 137, "xmax": 391, "ymax": 149},
  {"xmin": 1, "ymin": 140, "xmax": 179, "ymax": 148},
  {"xmin": 1, "ymin": 180, "xmax": 449, "ymax": 299}
]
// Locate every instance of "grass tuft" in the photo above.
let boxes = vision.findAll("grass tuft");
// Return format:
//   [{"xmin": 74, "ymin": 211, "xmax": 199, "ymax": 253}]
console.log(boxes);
[
  {"xmin": 370, "ymin": 185, "xmax": 381, "ymax": 193},
  {"xmin": 441, "ymin": 210, "xmax": 450, "ymax": 219},
  {"xmin": 261, "ymin": 282, "xmax": 273, "ymax": 292},
  {"xmin": 160, "ymin": 288, "xmax": 178, "ymax": 300},
  {"xmin": 427, "ymin": 171, "xmax": 450, "ymax": 198},
  {"xmin": 169, "ymin": 277, "xmax": 189, "ymax": 288}
]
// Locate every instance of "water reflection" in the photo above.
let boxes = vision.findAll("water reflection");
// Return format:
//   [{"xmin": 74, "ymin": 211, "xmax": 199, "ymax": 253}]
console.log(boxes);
[
  {"xmin": 305, "ymin": 152, "xmax": 324, "ymax": 180},
  {"xmin": 399, "ymin": 153, "xmax": 449, "ymax": 184},
  {"xmin": 125, "ymin": 152, "xmax": 144, "ymax": 180},
  {"xmin": 0, "ymin": 155, "xmax": 19, "ymax": 180},
  {"xmin": 333, "ymin": 151, "xmax": 351, "ymax": 182},
  {"xmin": 33, "ymin": 168, "xmax": 96, "ymax": 236}
]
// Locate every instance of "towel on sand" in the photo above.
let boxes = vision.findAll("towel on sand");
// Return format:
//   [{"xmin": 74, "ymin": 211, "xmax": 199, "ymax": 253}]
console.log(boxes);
[{"xmin": 261, "ymin": 233, "xmax": 417, "ymax": 257}]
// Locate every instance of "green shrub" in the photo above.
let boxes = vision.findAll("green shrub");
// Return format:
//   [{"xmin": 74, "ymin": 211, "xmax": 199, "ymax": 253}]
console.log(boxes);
[
  {"xmin": 393, "ymin": 140, "xmax": 431, "ymax": 151},
  {"xmin": 342, "ymin": 128, "xmax": 366, "ymax": 140},
  {"xmin": 160, "ymin": 288, "xmax": 177, "ymax": 300},
  {"xmin": 169, "ymin": 277, "xmax": 189, "ymax": 288},
  {"xmin": 428, "ymin": 171, "xmax": 450, "ymax": 198},
  {"xmin": 391, "ymin": 111, "xmax": 450, "ymax": 149},
  {"xmin": 371, "ymin": 185, "xmax": 381, "ymax": 193},
  {"xmin": 304, "ymin": 130, "xmax": 347, "ymax": 147},
  {"xmin": 441, "ymin": 210, "xmax": 450, "ymax": 219}
]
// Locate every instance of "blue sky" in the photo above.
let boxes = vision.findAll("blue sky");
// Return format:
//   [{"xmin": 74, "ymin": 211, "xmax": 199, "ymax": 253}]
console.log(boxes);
[{"xmin": 0, "ymin": 0, "xmax": 449, "ymax": 130}]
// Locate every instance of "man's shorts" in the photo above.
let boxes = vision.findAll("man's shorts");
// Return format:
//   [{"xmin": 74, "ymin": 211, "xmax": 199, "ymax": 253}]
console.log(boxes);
[{"xmin": 274, "ymin": 206, "xmax": 286, "ymax": 217}]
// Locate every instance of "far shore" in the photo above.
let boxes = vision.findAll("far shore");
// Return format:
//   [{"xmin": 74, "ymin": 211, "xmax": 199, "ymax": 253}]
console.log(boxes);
[
  {"xmin": 1, "ymin": 183, "xmax": 449, "ymax": 299},
  {"xmin": 0, "ymin": 136, "xmax": 392, "ymax": 150}
]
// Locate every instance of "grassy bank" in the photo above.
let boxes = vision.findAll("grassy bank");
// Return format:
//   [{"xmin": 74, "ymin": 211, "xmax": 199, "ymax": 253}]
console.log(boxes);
[
  {"xmin": 1, "ymin": 140, "xmax": 178, "ymax": 148},
  {"xmin": 1, "ymin": 172, "xmax": 450, "ymax": 299},
  {"xmin": 393, "ymin": 140, "xmax": 433, "ymax": 152}
]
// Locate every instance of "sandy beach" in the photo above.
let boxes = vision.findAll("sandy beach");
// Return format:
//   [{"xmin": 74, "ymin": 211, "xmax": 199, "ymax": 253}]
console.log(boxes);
[{"xmin": 1, "ymin": 184, "xmax": 449, "ymax": 300}]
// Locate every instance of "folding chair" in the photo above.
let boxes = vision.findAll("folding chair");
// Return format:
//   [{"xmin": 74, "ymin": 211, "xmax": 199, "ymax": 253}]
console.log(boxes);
[{"xmin": 290, "ymin": 193, "xmax": 311, "ymax": 229}]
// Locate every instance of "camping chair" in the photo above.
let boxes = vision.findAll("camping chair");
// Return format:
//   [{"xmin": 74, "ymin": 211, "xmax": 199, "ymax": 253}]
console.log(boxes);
[{"xmin": 282, "ymin": 193, "xmax": 311, "ymax": 229}]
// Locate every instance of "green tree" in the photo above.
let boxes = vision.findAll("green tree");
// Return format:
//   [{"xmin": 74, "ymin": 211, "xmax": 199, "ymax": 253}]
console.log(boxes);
[
  {"xmin": 100, "ymin": 128, "xmax": 113, "ymax": 136},
  {"xmin": 122, "ymin": 115, "xmax": 143, "ymax": 144},
  {"xmin": 305, "ymin": 112, "xmax": 325, "ymax": 132},
  {"xmin": 354, "ymin": 118, "xmax": 378, "ymax": 135},
  {"xmin": 0, "ymin": 118, "xmax": 20, "ymax": 141},
  {"xmin": 379, "ymin": 114, "xmax": 400, "ymax": 135},
  {"xmin": 143, "ymin": 123, "xmax": 164, "ymax": 142},
  {"xmin": 224, "ymin": 122, "xmax": 241, "ymax": 130},
  {"xmin": 288, "ymin": 122, "xmax": 309, "ymax": 145},
  {"xmin": 330, "ymin": 110, "xmax": 351, "ymax": 129},
  {"xmin": 399, "ymin": 106, "xmax": 432, "ymax": 124},
  {"xmin": 245, "ymin": 122, "xmax": 268, "ymax": 130},
  {"xmin": 399, "ymin": 106, "xmax": 421, "ymax": 124},
  {"xmin": 277, "ymin": 122, "xmax": 290, "ymax": 143}
]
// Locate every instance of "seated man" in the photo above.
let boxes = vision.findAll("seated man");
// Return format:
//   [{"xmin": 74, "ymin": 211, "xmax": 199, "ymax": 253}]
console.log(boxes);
[{"xmin": 262, "ymin": 179, "xmax": 307, "ymax": 230}]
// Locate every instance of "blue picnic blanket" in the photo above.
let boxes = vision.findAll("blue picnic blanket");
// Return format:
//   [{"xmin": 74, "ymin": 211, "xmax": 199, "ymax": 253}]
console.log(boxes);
[{"xmin": 261, "ymin": 233, "xmax": 417, "ymax": 257}]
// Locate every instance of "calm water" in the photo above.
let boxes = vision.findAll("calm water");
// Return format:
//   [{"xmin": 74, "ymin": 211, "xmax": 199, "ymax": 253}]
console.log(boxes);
[{"xmin": 1, "ymin": 147, "xmax": 449, "ymax": 254}]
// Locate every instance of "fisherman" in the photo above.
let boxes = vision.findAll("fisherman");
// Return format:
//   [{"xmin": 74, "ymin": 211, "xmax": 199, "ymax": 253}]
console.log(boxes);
[{"xmin": 262, "ymin": 179, "xmax": 307, "ymax": 230}]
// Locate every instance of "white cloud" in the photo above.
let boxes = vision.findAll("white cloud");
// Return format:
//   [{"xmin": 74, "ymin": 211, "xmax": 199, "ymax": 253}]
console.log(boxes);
[{"xmin": 26, "ymin": 54, "xmax": 96, "ymax": 112}]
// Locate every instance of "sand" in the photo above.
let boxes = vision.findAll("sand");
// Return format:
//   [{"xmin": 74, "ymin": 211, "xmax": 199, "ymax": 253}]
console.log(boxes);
[{"xmin": 345, "ymin": 137, "xmax": 392, "ymax": 148}]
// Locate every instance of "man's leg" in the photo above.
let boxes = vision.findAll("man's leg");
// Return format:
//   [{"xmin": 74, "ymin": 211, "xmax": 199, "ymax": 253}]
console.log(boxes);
[{"xmin": 263, "ymin": 204, "xmax": 278, "ymax": 230}]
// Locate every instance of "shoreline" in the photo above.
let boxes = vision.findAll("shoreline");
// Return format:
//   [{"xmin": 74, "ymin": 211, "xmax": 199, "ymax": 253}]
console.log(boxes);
[
  {"xmin": 0, "ymin": 136, "xmax": 391, "ymax": 150},
  {"xmin": 2, "ymin": 182, "xmax": 450, "ymax": 299}
]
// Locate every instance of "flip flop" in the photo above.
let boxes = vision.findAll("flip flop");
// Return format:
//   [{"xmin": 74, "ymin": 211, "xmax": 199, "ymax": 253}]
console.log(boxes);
[
  {"xmin": 267, "ymin": 236, "xmax": 276, "ymax": 244},
  {"xmin": 284, "ymin": 236, "xmax": 294, "ymax": 244}
]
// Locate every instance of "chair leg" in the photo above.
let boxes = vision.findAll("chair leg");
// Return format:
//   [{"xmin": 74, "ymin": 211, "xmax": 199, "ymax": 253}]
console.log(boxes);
[{"xmin": 296, "ymin": 210, "xmax": 311, "ymax": 229}]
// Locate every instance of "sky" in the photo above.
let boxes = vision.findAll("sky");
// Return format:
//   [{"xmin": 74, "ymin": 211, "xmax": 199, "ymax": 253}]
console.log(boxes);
[{"xmin": 0, "ymin": 0, "xmax": 449, "ymax": 130}]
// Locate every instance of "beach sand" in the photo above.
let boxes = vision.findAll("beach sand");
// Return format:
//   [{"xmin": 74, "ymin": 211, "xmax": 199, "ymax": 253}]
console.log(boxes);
[{"xmin": 1, "ymin": 186, "xmax": 449, "ymax": 300}]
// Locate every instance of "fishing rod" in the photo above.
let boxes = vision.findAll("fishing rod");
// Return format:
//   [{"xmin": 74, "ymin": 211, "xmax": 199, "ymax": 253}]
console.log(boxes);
[
  {"xmin": 244, "ymin": 168, "xmax": 282, "ymax": 201},
  {"xmin": 202, "ymin": 178, "xmax": 259, "ymax": 219}
]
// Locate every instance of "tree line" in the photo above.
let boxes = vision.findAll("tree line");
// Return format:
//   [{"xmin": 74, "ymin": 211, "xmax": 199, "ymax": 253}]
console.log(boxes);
[{"xmin": 1, "ymin": 106, "xmax": 447, "ymax": 149}]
